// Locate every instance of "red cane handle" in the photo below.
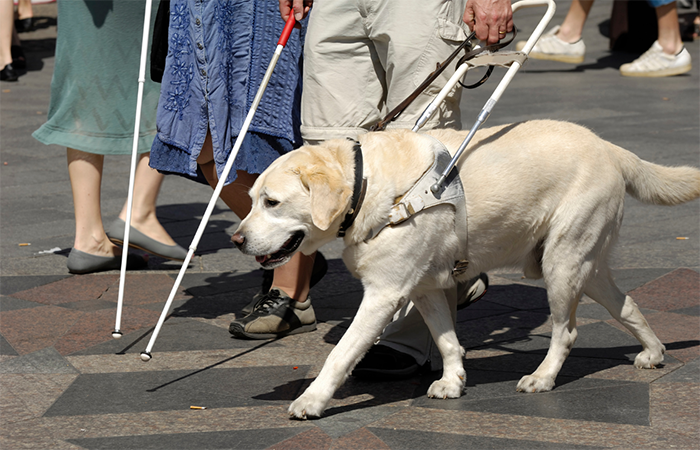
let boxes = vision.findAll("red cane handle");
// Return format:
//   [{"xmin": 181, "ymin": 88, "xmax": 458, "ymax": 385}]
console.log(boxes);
[{"xmin": 277, "ymin": 13, "xmax": 296, "ymax": 47}]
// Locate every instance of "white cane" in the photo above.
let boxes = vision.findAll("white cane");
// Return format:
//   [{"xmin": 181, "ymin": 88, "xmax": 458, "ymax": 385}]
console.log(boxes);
[
  {"xmin": 140, "ymin": 14, "xmax": 298, "ymax": 361},
  {"xmin": 113, "ymin": 0, "xmax": 154, "ymax": 339}
]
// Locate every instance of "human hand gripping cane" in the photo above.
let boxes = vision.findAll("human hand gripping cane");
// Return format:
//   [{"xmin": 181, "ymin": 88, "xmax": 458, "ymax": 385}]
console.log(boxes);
[{"xmin": 138, "ymin": 14, "xmax": 298, "ymax": 361}]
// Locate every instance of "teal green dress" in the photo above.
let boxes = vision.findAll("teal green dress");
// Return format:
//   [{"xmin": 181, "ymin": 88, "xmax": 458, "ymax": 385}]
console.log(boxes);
[{"xmin": 33, "ymin": 1, "xmax": 159, "ymax": 155}]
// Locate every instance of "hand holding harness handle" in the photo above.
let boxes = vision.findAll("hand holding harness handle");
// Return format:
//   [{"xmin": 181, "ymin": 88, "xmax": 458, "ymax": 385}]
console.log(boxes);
[{"xmin": 429, "ymin": 0, "xmax": 557, "ymax": 194}]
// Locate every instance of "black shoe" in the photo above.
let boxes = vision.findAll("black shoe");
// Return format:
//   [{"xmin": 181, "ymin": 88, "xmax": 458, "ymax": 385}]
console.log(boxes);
[
  {"xmin": 457, "ymin": 272, "xmax": 489, "ymax": 310},
  {"xmin": 11, "ymin": 46, "xmax": 26, "ymax": 69},
  {"xmin": 352, "ymin": 345, "xmax": 423, "ymax": 380},
  {"xmin": 14, "ymin": 18, "xmax": 34, "ymax": 33},
  {"xmin": 229, "ymin": 288, "xmax": 317, "ymax": 339},
  {"xmin": 241, "ymin": 252, "xmax": 328, "ymax": 316},
  {"xmin": 1, "ymin": 64, "xmax": 18, "ymax": 82}
]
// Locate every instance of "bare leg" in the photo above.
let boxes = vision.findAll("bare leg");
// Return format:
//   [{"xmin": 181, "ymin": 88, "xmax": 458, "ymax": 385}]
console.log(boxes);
[
  {"xmin": 0, "ymin": 0, "xmax": 14, "ymax": 67},
  {"xmin": 67, "ymin": 148, "xmax": 120, "ymax": 257},
  {"xmin": 557, "ymin": 0, "xmax": 595, "ymax": 43},
  {"xmin": 16, "ymin": 0, "xmax": 33, "ymax": 21},
  {"xmin": 197, "ymin": 131, "xmax": 314, "ymax": 300},
  {"xmin": 117, "ymin": 153, "xmax": 177, "ymax": 246},
  {"xmin": 656, "ymin": 2, "xmax": 684, "ymax": 55}
]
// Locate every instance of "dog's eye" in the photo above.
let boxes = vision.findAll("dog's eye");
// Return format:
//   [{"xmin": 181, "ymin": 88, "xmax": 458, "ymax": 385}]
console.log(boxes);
[{"xmin": 265, "ymin": 198, "xmax": 280, "ymax": 208}]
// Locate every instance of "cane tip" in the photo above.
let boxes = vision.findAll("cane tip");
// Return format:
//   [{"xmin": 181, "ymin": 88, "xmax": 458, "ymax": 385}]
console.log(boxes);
[
  {"xmin": 112, "ymin": 330, "xmax": 123, "ymax": 339},
  {"xmin": 140, "ymin": 351, "xmax": 152, "ymax": 362}
]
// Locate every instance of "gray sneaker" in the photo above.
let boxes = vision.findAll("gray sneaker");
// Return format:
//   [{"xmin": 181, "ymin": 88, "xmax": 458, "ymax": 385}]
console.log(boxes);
[
  {"xmin": 516, "ymin": 25, "xmax": 585, "ymax": 64},
  {"xmin": 229, "ymin": 288, "xmax": 317, "ymax": 339}
]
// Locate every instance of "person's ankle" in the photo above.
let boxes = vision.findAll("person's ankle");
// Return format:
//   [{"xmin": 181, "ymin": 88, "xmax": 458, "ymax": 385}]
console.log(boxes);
[
  {"xmin": 270, "ymin": 284, "xmax": 310, "ymax": 303},
  {"xmin": 73, "ymin": 238, "xmax": 118, "ymax": 257}
]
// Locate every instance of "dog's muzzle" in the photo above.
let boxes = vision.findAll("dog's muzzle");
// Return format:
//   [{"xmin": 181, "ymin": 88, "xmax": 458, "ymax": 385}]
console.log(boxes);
[{"xmin": 232, "ymin": 230, "xmax": 305, "ymax": 268}]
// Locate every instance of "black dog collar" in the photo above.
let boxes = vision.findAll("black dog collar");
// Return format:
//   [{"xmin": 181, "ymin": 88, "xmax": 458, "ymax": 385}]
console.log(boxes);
[{"xmin": 337, "ymin": 140, "xmax": 367, "ymax": 237}]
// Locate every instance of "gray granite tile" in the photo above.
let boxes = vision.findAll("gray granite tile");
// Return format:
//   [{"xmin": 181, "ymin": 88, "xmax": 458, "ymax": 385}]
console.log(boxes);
[
  {"xmin": 412, "ymin": 376, "xmax": 650, "ymax": 426},
  {"xmin": 494, "ymin": 321, "xmax": 646, "ymax": 362},
  {"xmin": 70, "ymin": 316, "xmax": 279, "ymax": 356},
  {"xmin": 656, "ymin": 358, "xmax": 700, "ymax": 383},
  {"xmin": 0, "ymin": 347, "xmax": 78, "ymax": 374},
  {"xmin": 0, "ymin": 333, "xmax": 18, "ymax": 356},
  {"xmin": 68, "ymin": 427, "xmax": 309, "ymax": 450},
  {"xmin": 0, "ymin": 294, "xmax": 45, "ymax": 312},
  {"xmin": 314, "ymin": 405, "xmax": 405, "ymax": 439},
  {"xmin": 670, "ymin": 305, "xmax": 700, "ymax": 317},
  {"xmin": 44, "ymin": 366, "xmax": 311, "ymax": 416},
  {"xmin": 369, "ymin": 427, "xmax": 604, "ymax": 449},
  {"xmin": 0, "ymin": 275, "xmax": 70, "ymax": 296},
  {"xmin": 479, "ymin": 283, "xmax": 550, "ymax": 311}
]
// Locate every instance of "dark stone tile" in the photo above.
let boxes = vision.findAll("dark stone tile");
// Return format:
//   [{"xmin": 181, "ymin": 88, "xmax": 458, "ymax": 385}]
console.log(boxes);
[
  {"xmin": 480, "ymin": 283, "xmax": 550, "ymax": 311},
  {"xmin": 0, "ymin": 347, "xmax": 78, "ymax": 374},
  {"xmin": 495, "ymin": 321, "xmax": 646, "ymax": 362},
  {"xmin": 457, "ymin": 298, "xmax": 518, "ymax": 322},
  {"xmin": 576, "ymin": 303, "xmax": 614, "ymax": 320},
  {"xmin": 170, "ymin": 287, "xmax": 260, "ymax": 319},
  {"xmin": 369, "ymin": 427, "xmax": 603, "ymax": 449},
  {"xmin": 315, "ymin": 406, "xmax": 406, "ymax": 439},
  {"xmin": 69, "ymin": 428, "xmax": 309, "ymax": 450},
  {"xmin": 44, "ymin": 366, "xmax": 311, "ymax": 416},
  {"xmin": 456, "ymin": 309, "xmax": 551, "ymax": 349},
  {"xmin": 57, "ymin": 299, "xmax": 118, "ymax": 312},
  {"xmin": 178, "ymin": 271, "xmax": 264, "ymax": 296},
  {"xmin": 0, "ymin": 333, "xmax": 18, "ymax": 356},
  {"xmin": 0, "ymin": 275, "xmax": 69, "ymax": 295},
  {"xmin": 656, "ymin": 357, "xmax": 700, "ymax": 383},
  {"xmin": 628, "ymin": 268, "xmax": 700, "ymax": 312},
  {"xmin": 0, "ymin": 294, "xmax": 44, "ymax": 312},
  {"xmin": 70, "ymin": 316, "xmax": 277, "ymax": 356},
  {"xmin": 670, "ymin": 305, "xmax": 700, "ymax": 316},
  {"xmin": 412, "ymin": 376, "xmax": 650, "ymax": 426}
]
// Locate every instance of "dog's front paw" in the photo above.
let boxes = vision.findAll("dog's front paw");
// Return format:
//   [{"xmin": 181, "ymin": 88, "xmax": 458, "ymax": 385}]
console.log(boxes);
[
  {"xmin": 516, "ymin": 374, "xmax": 555, "ymax": 393},
  {"xmin": 634, "ymin": 346, "xmax": 665, "ymax": 369},
  {"xmin": 288, "ymin": 393, "xmax": 327, "ymax": 420},
  {"xmin": 427, "ymin": 373, "xmax": 466, "ymax": 399}
]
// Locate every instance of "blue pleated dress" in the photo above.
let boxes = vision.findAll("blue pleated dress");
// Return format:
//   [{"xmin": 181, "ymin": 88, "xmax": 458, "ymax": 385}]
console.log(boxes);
[{"xmin": 149, "ymin": 0, "xmax": 305, "ymax": 185}]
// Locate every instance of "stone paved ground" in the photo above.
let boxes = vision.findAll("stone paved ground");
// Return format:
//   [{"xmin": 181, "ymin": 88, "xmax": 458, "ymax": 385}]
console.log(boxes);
[{"xmin": 1, "ymin": 2, "xmax": 698, "ymax": 449}]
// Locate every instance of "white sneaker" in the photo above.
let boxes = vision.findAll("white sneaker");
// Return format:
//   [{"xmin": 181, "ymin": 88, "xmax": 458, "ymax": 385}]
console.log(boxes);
[
  {"xmin": 620, "ymin": 41, "xmax": 692, "ymax": 77},
  {"xmin": 516, "ymin": 25, "xmax": 586, "ymax": 64}
]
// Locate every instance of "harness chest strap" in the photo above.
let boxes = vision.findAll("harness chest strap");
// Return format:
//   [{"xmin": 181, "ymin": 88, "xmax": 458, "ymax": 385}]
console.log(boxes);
[{"xmin": 365, "ymin": 136, "xmax": 469, "ymax": 274}]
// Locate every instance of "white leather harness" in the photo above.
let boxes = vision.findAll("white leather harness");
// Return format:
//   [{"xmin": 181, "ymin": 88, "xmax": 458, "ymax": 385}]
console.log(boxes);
[{"xmin": 365, "ymin": 135, "xmax": 470, "ymax": 276}]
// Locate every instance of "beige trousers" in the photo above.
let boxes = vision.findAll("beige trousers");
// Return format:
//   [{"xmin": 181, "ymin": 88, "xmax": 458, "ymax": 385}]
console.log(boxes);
[{"xmin": 301, "ymin": 0, "xmax": 470, "ymax": 142}]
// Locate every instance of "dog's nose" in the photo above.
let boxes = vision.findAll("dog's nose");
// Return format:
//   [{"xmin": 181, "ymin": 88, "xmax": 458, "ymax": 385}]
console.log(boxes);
[{"xmin": 231, "ymin": 232, "xmax": 245, "ymax": 248}]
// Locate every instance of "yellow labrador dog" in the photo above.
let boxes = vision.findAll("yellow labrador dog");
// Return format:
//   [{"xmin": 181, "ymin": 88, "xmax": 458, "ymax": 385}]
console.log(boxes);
[{"xmin": 232, "ymin": 120, "xmax": 700, "ymax": 419}]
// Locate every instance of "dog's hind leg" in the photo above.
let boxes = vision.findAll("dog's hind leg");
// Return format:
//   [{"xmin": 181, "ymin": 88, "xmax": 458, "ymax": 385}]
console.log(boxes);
[
  {"xmin": 411, "ymin": 291, "xmax": 467, "ymax": 399},
  {"xmin": 288, "ymin": 288, "xmax": 408, "ymax": 419},
  {"xmin": 516, "ymin": 243, "xmax": 593, "ymax": 393},
  {"xmin": 584, "ymin": 265, "xmax": 665, "ymax": 368}
]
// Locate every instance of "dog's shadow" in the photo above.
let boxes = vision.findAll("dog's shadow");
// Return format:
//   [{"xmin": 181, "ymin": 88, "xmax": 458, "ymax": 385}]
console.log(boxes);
[{"xmin": 169, "ymin": 259, "xmax": 695, "ymax": 418}]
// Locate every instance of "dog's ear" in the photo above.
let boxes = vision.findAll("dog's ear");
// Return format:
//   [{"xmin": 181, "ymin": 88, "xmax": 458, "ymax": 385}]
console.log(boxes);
[{"xmin": 300, "ymin": 169, "xmax": 352, "ymax": 231}]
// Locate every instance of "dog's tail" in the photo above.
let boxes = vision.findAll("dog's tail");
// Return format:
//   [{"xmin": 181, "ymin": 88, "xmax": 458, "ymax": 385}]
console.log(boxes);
[{"xmin": 613, "ymin": 144, "xmax": 700, "ymax": 206}]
